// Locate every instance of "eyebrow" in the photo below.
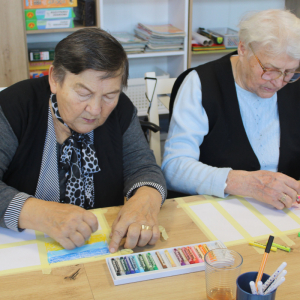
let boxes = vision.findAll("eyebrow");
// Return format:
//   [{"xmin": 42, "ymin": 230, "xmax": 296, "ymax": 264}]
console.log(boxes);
[
  {"xmin": 74, "ymin": 83, "xmax": 93, "ymax": 93},
  {"xmin": 74, "ymin": 83, "xmax": 120, "ymax": 95},
  {"xmin": 266, "ymin": 62, "xmax": 298, "ymax": 72}
]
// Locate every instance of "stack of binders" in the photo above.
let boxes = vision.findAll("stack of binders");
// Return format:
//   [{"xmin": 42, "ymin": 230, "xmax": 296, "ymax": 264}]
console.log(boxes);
[{"xmin": 24, "ymin": 0, "xmax": 77, "ymax": 30}]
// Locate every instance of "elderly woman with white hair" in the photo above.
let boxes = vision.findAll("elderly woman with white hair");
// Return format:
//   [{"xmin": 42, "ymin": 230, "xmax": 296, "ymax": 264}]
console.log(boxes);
[{"xmin": 162, "ymin": 9, "xmax": 300, "ymax": 209}]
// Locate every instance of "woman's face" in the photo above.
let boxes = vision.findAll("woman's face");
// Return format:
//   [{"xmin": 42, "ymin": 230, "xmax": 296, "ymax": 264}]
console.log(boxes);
[
  {"xmin": 238, "ymin": 42, "xmax": 300, "ymax": 98},
  {"xmin": 49, "ymin": 67, "xmax": 122, "ymax": 134}
]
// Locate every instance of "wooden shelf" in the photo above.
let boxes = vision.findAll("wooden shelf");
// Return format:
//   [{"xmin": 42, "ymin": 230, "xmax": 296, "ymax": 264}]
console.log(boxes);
[
  {"xmin": 26, "ymin": 25, "xmax": 99, "ymax": 34},
  {"xmin": 192, "ymin": 49, "xmax": 237, "ymax": 55}
]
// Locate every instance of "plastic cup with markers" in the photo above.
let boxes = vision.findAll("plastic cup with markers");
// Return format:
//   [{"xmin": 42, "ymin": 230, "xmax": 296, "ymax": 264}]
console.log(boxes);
[
  {"xmin": 204, "ymin": 249, "xmax": 243, "ymax": 300},
  {"xmin": 236, "ymin": 262, "xmax": 287, "ymax": 299}
]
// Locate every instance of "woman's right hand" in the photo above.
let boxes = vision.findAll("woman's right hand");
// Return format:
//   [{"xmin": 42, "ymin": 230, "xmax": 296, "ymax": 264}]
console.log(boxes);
[
  {"xmin": 225, "ymin": 170, "xmax": 300, "ymax": 209},
  {"xmin": 18, "ymin": 198, "xmax": 98, "ymax": 249}
]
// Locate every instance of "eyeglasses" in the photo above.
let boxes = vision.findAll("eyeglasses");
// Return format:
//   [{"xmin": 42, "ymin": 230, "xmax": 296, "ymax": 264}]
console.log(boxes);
[{"xmin": 249, "ymin": 44, "xmax": 300, "ymax": 83}]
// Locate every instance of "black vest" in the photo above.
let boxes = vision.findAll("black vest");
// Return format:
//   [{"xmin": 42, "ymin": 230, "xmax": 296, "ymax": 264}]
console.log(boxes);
[
  {"xmin": 170, "ymin": 52, "xmax": 300, "ymax": 179},
  {"xmin": 0, "ymin": 76, "xmax": 134, "ymax": 208}
]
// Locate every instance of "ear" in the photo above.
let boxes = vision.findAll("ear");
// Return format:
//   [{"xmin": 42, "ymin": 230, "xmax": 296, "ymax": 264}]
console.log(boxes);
[
  {"xmin": 48, "ymin": 65, "xmax": 58, "ymax": 94},
  {"xmin": 238, "ymin": 41, "xmax": 247, "ymax": 57}
]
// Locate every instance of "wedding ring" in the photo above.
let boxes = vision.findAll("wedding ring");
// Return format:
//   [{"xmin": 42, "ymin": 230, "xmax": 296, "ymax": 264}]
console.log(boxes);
[
  {"xmin": 279, "ymin": 194, "xmax": 287, "ymax": 203},
  {"xmin": 141, "ymin": 225, "xmax": 152, "ymax": 231}
]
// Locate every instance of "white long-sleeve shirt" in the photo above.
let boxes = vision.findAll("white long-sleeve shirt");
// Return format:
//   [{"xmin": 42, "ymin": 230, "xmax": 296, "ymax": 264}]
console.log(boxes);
[{"xmin": 162, "ymin": 70, "xmax": 279, "ymax": 197}]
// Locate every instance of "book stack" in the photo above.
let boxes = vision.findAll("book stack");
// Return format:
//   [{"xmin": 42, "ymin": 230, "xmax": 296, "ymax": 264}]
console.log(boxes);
[
  {"xmin": 191, "ymin": 40, "xmax": 226, "ymax": 52},
  {"xmin": 24, "ymin": 0, "xmax": 77, "ymax": 30},
  {"xmin": 134, "ymin": 23, "xmax": 185, "ymax": 52},
  {"xmin": 111, "ymin": 32, "xmax": 147, "ymax": 54},
  {"xmin": 28, "ymin": 42, "xmax": 56, "ymax": 79}
]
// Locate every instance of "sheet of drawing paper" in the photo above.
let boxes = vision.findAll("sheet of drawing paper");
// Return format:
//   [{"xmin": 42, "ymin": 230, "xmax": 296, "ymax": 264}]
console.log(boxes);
[
  {"xmin": 190, "ymin": 203, "xmax": 244, "ymax": 242},
  {"xmin": 0, "ymin": 228, "xmax": 36, "ymax": 245},
  {"xmin": 0, "ymin": 244, "xmax": 41, "ymax": 271},
  {"xmin": 219, "ymin": 199, "xmax": 273, "ymax": 236},
  {"xmin": 47, "ymin": 241, "xmax": 110, "ymax": 263},
  {"xmin": 245, "ymin": 198, "xmax": 300, "ymax": 231}
]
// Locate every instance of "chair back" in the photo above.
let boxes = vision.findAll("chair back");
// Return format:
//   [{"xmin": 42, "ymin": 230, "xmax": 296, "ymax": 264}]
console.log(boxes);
[{"xmin": 145, "ymin": 72, "xmax": 176, "ymax": 166}]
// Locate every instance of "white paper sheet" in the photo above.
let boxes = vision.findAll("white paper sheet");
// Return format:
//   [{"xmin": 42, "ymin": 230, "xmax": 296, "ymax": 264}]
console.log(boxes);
[
  {"xmin": 219, "ymin": 199, "xmax": 273, "ymax": 237},
  {"xmin": 190, "ymin": 203, "xmax": 244, "ymax": 242},
  {"xmin": 245, "ymin": 198, "xmax": 300, "ymax": 231},
  {"xmin": 0, "ymin": 228, "xmax": 36, "ymax": 245},
  {"xmin": 0, "ymin": 244, "xmax": 41, "ymax": 271}
]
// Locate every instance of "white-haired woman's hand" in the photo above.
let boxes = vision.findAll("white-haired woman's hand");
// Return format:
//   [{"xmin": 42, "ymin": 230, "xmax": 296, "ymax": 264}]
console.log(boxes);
[
  {"xmin": 18, "ymin": 198, "xmax": 98, "ymax": 249},
  {"xmin": 225, "ymin": 170, "xmax": 300, "ymax": 209}
]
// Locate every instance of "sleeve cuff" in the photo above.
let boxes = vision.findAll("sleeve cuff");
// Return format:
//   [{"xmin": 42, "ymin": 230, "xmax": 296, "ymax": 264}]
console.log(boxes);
[
  {"xmin": 205, "ymin": 168, "xmax": 232, "ymax": 198},
  {"xmin": 126, "ymin": 182, "xmax": 166, "ymax": 206},
  {"xmin": 4, "ymin": 192, "xmax": 32, "ymax": 232}
]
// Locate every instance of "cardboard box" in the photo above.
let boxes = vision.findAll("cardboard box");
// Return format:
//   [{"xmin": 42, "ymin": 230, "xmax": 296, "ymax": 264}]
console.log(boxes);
[
  {"xmin": 26, "ymin": 18, "xmax": 75, "ymax": 30},
  {"xmin": 24, "ymin": 0, "xmax": 77, "ymax": 9},
  {"xmin": 25, "ymin": 8, "xmax": 75, "ymax": 20}
]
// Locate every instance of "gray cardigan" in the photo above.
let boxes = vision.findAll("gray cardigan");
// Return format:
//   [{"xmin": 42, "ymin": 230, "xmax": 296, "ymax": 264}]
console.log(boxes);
[{"xmin": 0, "ymin": 105, "xmax": 166, "ymax": 230}]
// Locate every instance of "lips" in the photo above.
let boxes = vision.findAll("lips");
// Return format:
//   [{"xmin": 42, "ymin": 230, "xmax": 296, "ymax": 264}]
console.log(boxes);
[{"xmin": 83, "ymin": 118, "xmax": 96, "ymax": 124}]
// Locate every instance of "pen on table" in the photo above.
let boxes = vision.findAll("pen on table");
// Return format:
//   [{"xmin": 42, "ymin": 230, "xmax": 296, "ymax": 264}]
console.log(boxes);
[
  {"xmin": 262, "ymin": 262, "xmax": 287, "ymax": 292},
  {"xmin": 262, "ymin": 242, "xmax": 291, "ymax": 252},
  {"xmin": 255, "ymin": 235, "xmax": 274, "ymax": 288},
  {"xmin": 249, "ymin": 241, "xmax": 277, "ymax": 252},
  {"xmin": 264, "ymin": 277, "xmax": 286, "ymax": 295},
  {"xmin": 249, "ymin": 281, "xmax": 257, "ymax": 295}
]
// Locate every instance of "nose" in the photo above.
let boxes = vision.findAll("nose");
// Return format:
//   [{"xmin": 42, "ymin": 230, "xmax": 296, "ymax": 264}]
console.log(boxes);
[
  {"xmin": 270, "ymin": 76, "xmax": 285, "ymax": 88},
  {"xmin": 86, "ymin": 97, "xmax": 101, "ymax": 116}
]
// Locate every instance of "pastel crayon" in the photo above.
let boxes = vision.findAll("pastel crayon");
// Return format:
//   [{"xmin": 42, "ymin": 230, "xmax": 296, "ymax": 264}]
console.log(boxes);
[
  {"xmin": 173, "ymin": 248, "xmax": 185, "ymax": 266},
  {"xmin": 164, "ymin": 250, "xmax": 176, "ymax": 267},
  {"xmin": 156, "ymin": 251, "xmax": 167, "ymax": 269},
  {"xmin": 125, "ymin": 256, "xmax": 135, "ymax": 274},
  {"xmin": 147, "ymin": 253, "xmax": 158, "ymax": 270}
]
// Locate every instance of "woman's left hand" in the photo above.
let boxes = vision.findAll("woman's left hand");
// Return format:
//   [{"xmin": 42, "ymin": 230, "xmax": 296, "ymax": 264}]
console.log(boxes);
[{"xmin": 108, "ymin": 186, "xmax": 162, "ymax": 253}]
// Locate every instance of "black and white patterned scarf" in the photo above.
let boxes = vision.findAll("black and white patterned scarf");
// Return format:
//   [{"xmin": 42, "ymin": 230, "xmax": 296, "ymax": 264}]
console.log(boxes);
[{"xmin": 50, "ymin": 94, "xmax": 100, "ymax": 208}]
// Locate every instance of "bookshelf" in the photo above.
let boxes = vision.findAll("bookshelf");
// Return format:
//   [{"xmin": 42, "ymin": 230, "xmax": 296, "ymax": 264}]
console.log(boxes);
[
  {"xmin": 99, "ymin": 0, "xmax": 188, "ymax": 79},
  {"xmin": 189, "ymin": 0, "xmax": 286, "ymax": 69}
]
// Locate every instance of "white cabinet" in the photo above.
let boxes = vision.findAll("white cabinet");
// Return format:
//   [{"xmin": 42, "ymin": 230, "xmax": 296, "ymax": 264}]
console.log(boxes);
[{"xmin": 190, "ymin": 0, "xmax": 286, "ymax": 68}]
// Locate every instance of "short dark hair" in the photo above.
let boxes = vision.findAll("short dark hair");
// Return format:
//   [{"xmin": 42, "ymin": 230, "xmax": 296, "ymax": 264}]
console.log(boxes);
[{"xmin": 52, "ymin": 28, "xmax": 129, "ymax": 88}]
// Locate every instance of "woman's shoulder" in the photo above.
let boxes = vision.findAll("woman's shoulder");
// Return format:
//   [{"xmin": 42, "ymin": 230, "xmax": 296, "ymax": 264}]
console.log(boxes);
[{"xmin": 0, "ymin": 76, "xmax": 50, "ymax": 108}]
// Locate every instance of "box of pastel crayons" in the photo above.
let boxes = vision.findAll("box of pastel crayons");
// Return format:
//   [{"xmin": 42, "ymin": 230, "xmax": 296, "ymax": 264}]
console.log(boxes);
[{"xmin": 106, "ymin": 240, "xmax": 226, "ymax": 285}]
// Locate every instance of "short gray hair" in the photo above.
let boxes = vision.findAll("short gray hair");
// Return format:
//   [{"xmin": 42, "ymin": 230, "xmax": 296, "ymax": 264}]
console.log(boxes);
[{"xmin": 238, "ymin": 9, "xmax": 300, "ymax": 59}]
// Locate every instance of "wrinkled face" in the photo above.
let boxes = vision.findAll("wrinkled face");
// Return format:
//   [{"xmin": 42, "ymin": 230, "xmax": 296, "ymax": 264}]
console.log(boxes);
[
  {"xmin": 238, "ymin": 42, "xmax": 300, "ymax": 98},
  {"xmin": 49, "ymin": 68, "xmax": 122, "ymax": 134}
]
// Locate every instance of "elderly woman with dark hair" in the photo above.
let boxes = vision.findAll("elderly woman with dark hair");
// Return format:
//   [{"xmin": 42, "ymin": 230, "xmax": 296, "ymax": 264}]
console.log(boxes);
[
  {"xmin": 163, "ymin": 9, "xmax": 300, "ymax": 209},
  {"xmin": 0, "ymin": 28, "xmax": 166, "ymax": 252}
]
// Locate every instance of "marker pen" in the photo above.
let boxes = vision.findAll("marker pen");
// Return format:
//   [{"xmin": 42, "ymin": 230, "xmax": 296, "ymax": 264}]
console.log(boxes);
[
  {"xmin": 249, "ymin": 281, "xmax": 257, "ymax": 295},
  {"xmin": 142, "ymin": 254, "xmax": 153, "ymax": 271},
  {"xmin": 116, "ymin": 258, "xmax": 125, "ymax": 275},
  {"xmin": 164, "ymin": 250, "xmax": 176, "ymax": 267},
  {"xmin": 262, "ymin": 262, "xmax": 287, "ymax": 292},
  {"xmin": 133, "ymin": 255, "xmax": 144, "ymax": 273},
  {"xmin": 147, "ymin": 253, "xmax": 158, "ymax": 270},
  {"xmin": 125, "ymin": 256, "xmax": 135, "ymax": 274},
  {"xmin": 120, "ymin": 257, "xmax": 130, "ymax": 275},
  {"xmin": 111, "ymin": 258, "xmax": 121, "ymax": 276},
  {"xmin": 156, "ymin": 251, "xmax": 167, "ymax": 269},
  {"xmin": 249, "ymin": 241, "xmax": 277, "ymax": 252},
  {"xmin": 129, "ymin": 256, "xmax": 140, "ymax": 273},
  {"xmin": 138, "ymin": 254, "xmax": 149, "ymax": 272},
  {"xmin": 182, "ymin": 247, "xmax": 194, "ymax": 264},
  {"xmin": 173, "ymin": 248, "xmax": 185, "ymax": 266},
  {"xmin": 264, "ymin": 277, "xmax": 285, "ymax": 295},
  {"xmin": 178, "ymin": 248, "xmax": 190, "ymax": 265}
]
